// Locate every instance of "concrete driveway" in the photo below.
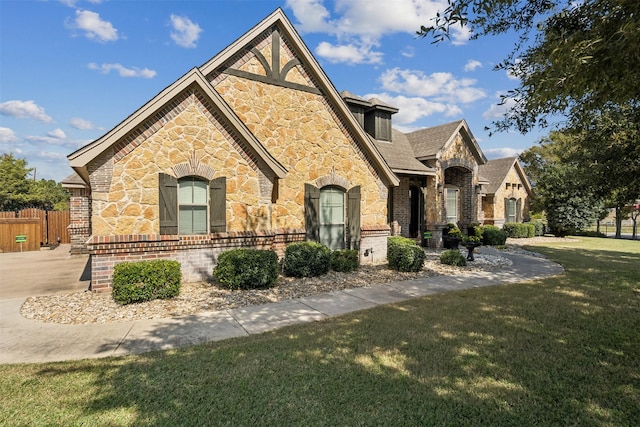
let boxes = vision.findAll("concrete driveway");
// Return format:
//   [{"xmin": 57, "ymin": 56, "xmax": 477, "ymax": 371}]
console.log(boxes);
[{"xmin": 0, "ymin": 244, "xmax": 90, "ymax": 299}]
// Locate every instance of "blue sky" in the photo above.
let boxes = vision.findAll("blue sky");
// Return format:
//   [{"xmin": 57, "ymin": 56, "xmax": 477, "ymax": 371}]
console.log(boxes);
[{"xmin": 1, "ymin": 0, "xmax": 547, "ymax": 183}]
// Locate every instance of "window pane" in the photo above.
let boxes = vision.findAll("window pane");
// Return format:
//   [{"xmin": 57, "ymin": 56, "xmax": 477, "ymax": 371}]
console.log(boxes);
[
  {"xmin": 179, "ymin": 206, "xmax": 192, "ymax": 234},
  {"xmin": 320, "ymin": 224, "xmax": 344, "ymax": 250},
  {"xmin": 179, "ymin": 182, "xmax": 192, "ymax": 203},
  {"xmin": 192, "ymin": 206, "xmax": 207, "ymax": 234},
  {"xmin": 193, "ymin": 180, "xmax": 208, "ymax": 204}
]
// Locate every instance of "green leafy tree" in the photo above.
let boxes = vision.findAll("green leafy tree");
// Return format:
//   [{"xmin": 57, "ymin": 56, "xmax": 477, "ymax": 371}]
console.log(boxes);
[
  {"xmin": 0, "ymin": 153, "xmax": 69, "ymax": 211},
  {"xmin": 418, "ymin": 0, "xmax": 640, "ymax": 134},
  {"xmin": 0, "ymin": 153, "xmax": 33, "ymax": 211}
]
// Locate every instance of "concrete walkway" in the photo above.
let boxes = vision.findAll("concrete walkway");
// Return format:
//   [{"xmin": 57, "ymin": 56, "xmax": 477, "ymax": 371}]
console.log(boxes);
[{"xmin": 0, "ymin": 248, "xmax": 564, "ymax": 364}]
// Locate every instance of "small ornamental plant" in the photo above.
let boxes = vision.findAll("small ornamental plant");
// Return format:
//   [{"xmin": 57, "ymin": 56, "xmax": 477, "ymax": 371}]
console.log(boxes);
[
  {"xmin": 445, "ymin": 224, "xmax": 463, "ymax": 239},
  {"xmin": 463, "ymin": 225, "xmax": 483, "ymax": 243}
]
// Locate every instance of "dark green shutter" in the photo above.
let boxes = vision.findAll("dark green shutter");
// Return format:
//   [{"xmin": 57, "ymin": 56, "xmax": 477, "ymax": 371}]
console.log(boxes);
[
  {"xmin": 504, "ymin": 198, "xmax": 509, "ymax": 222},
  {"xmin": 347, "ymin": 186, "xmax": 361, "ymax": 250},
  {"xmin": 304, "ymin": 183, "xmax": 320, "ymax": 241},
  {"xmin": 516, "ymin": 198, "xmax": 522, "ymax": 222},
  {"xmin": 210, "ymin": 177, "xmax": 226, "ymax": 233},
  {"xmin": 159, "ymin": 173, "xmax": 178, "ymax": 235}
]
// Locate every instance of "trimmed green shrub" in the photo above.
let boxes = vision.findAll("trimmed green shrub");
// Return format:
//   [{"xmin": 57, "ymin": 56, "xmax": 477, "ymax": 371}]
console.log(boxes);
[
  {"xmin": 112, "ymin": 259, "xmax": 181, "ymax": 305},
  {"xmin": 387, "ymin": 236, "xmax": 425, "ymax": 272},
  {"xmin": 283, "ymin": 241, "xmax": 331, "ymax": 278},
  {"xmin": 214, "ymin": 249, "xmax": 279, "ymax": 290},
  {"xmin": 481, "ymin": 225, "xmax": 507, "ymax": 246},
  {"xmin": 440, "ymin": 250, "xmax": 467, "ymax": 267},
  {"xmin": 530, "ymin": 219, "xmax": 546, "ymax": 236},
  {"xmin": 503, "ymin": 222, "xmax": 535, "ymax": 238},
  {"xmin": 330, "ymin": 249, "xmax": 359, "ymax": 273}
]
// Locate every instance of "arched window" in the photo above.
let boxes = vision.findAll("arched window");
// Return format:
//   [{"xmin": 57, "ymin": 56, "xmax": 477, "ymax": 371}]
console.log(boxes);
[
  {"xmin": 159, "ymin": 173, "xmax": 226, "ymax": 235},
  {"xmin": 179, "ymin": 177, "xmax": 208, "ymax": 234},
  {"xmin": 319, "ymin": 186, "xmax": 345, "ymax": 250}
]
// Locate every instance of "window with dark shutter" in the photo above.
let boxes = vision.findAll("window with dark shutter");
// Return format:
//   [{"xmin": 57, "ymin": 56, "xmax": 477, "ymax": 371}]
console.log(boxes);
[
  {"xmin": 304, "ymin": 183, "xmax": 320, "ymax": 241},
  {"xmin": 159, "ymin": 173, "xmax": 178, "ymax": 234},
  {"xmin": 209, "ymin": 177, "xmax": 226, "ymax": 233}
]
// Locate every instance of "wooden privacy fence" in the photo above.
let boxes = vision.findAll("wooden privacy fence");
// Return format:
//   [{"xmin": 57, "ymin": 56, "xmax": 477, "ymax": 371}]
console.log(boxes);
[
  {"xmin": 0, "ymin": 209, "xmax": 70, "ymax": 252},
  {"xmin": 0, "ymin": 218, "xmax": 40, "ymax": 252}
]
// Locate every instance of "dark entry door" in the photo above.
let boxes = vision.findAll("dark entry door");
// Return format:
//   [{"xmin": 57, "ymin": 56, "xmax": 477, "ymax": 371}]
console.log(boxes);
[{"xmin": 409, "ymin": 186, "xmax": 424, "ymax": 238}]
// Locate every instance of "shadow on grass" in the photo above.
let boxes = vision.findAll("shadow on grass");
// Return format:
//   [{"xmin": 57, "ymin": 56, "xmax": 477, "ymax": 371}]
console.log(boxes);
[{"xmin": 34, "ymin": 245, "xmax": 640, "ymax": 425}]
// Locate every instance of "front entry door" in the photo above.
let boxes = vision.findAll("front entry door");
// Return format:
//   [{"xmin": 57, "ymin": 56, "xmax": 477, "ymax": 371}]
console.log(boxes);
[{"xmin": 409, "ymin": 186, "xmax": 424, "ymax": 238}]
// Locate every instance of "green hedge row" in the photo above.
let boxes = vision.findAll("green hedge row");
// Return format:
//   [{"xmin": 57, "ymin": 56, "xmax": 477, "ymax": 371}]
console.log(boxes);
[
  {"xmin": 387, "ymin": 236, "xmax": 425, "ymax": 272},
  {"xmin": 503, "ymin": 223, "xmax": 536, "ymax": 238},
  {"xmin": 112, "ymin": 260, "xmax": 182, "ymax": 305}
]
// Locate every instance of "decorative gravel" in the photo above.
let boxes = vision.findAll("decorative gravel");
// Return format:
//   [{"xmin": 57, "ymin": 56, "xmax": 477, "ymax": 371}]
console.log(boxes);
[{"xmin": 21, "ymin": 239, "xmax": 559, "ymax": 325}]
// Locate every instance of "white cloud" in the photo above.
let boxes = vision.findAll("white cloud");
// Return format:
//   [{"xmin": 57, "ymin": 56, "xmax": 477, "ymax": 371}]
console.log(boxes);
[
  {"xmin": 25, "ymin": 134, "xmax": 87, "ymax": 148},
  {"xmin": 170, "ymin": 15, "xmax": 202, "ymax": 48},
  {"xmin": 315, "ymin": 41, "xmax": 383, "ymax": 65},
  {"xmin": 0, "ymin": 127, "xmax": 19, "ymax": 143},
  {"xmin": 47, "ymin": 128, "xmax": 67, "ymax": 139},
  {"xmin": 450, "ymin": 25, "xmax": 471, "ymax": 45},
  {"xmin": 68, "ymin": 9, "xmax": 118, "ymax": 42},
  {"xmin": 464, "ymin": 59, "xmax": 482, "ymax": 72},
  {"xmin": 400, "ymin": 46, "xmax": 415, "ymax": 58},
  {"xmin": 484, "ymin": 147, "xmax": 523, "ymax": 159},
  {"xmin": 362, "ymin": 93, "xmax": 462, "ymax": 125},
  {"xmin": 0, "ymin": 100, "xmax": 53, "ymax": 122},
  {"xmin": 482, "ymin": 95, "xmax": 516, "ymax": 120},
  {"xmin": 379, "ymin": 68, "xmax": 487, "ymax": 104},
  {"xmin": 69, "ymin": 117, "xmax": 96, "ymax": 130},
  {"xmin": 288, "ymin": 0, "xmax": 450, "ymax": 64},
  {"xmin": 88, "ymin": 62, "xmax": 156, "ymax": 78}
]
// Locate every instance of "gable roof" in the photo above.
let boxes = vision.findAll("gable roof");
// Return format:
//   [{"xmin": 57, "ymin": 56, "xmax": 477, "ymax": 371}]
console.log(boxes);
[
  {"xmin": 372, "ymin": 129, "xmax": 435, "ymax": 176},
  {"xmin": 199, "ymin": 8, "xmax": 399, "ymax": 186},
  {"xmin": 478, "ymin": 156, "xmax": 533, "ymax": 195},
  {"xmin": 405, "ymin": 119, "xmax": 487, "ymax": 164},
  {"xmin": 68, "ymin": 68, "xmax": 288, "ymax": 184},
  {"xmin": 68, "ymin": 8, "xmax": 399, "ymax": 187}
]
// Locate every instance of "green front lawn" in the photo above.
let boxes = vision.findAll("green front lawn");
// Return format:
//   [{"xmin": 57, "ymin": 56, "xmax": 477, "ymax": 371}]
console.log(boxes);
[{"xmin": 1, "ymin": 237, "xmax": 639, "ymax": 426}]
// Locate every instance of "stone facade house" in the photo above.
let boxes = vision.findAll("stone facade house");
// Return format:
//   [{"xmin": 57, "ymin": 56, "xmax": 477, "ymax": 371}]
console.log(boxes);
[
  {"xmin": 477, "ymin": 157, "xmax": 533, "ymax": 227},
  {"xmin": 66, "ymin": 9, "xmax": 399, "ymax": 292},
  {"xmin": 65, "ymin": 9, "xmax": 532, "ymax": 292}
]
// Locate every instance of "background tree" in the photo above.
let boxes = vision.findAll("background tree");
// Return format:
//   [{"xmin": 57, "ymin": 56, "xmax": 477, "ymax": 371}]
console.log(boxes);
[
  {"xmin": 418, "ymin": 0, "xmax": 640, "ymax": 134},
  {"xmin": 0, "ymin": 153, "xmax": 69, "ymax": 211},
  {"xmin": 0, "ymin": 153, "xmax": 33, "ymax": 211},
  {"xmin": 520, "ymin": 133, "xmax": 604, "ymax": 236}
]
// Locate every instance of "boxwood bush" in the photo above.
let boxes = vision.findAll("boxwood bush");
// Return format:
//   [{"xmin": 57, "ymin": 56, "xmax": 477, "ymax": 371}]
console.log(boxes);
[
  {"xmin": 112, "ymin": 259, "xmax": 181, "ymax": 305},
  {"xmin": 213, "ymin": 249, "xmax": 279, "ymax": 290},
  {"xmin": 283, "ymin": 241, "xmax": 331, "ymax": 278},
  {"xmin": 503, "ymin": 222, "xmax": 536, "ymax": 238},
  {"xmin": 530, "ymin": 219, "xmax": 546, "ymax": 236},
  {"xmin": 481, "ymin": 225, "xmax": 507, "ymax": 246},
  {"xmin": 440, "ymin": 249, "xmax": 467, "ymax": 266},
  {"xmin": 387, "ymin": 236, "xmax": 425, "ymax": 272},
  {"xmin": 330, "ymin": 249, "xmax": 359, "ymax": 273}
]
